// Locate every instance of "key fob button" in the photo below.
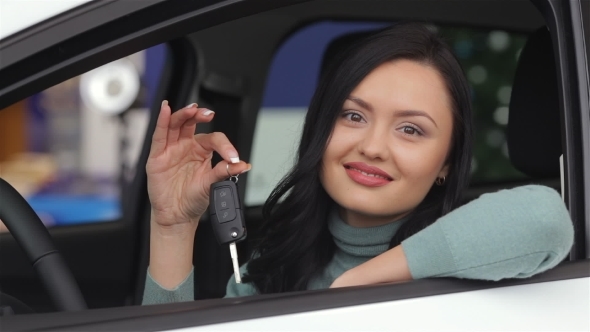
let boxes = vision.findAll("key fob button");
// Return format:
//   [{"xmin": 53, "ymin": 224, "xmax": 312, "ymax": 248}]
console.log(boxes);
[
  {"xmin": 218, "ymin": 208, "xmax": 236, "ymax": 223},
  {"xmin": 214, "ymin": 187, "xmax": 234, "ymax": 214}
]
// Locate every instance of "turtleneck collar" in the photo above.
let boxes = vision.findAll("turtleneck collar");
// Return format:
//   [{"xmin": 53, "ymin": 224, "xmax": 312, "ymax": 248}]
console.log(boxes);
[{"xmin": 327, "ymin": 209, "xmax": 408, "ymax": 257}]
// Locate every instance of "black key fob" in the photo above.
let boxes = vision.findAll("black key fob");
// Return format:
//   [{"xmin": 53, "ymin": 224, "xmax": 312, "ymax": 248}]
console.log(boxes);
[{"xmin": 209, "ymin": 179, "xmax": 247, "ymax": 245}]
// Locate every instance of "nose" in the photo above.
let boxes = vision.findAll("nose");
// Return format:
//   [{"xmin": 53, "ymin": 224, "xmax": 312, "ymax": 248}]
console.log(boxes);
[{"xmin": 357, "ymin": 125, "xmax": 390, "ymax": 160}]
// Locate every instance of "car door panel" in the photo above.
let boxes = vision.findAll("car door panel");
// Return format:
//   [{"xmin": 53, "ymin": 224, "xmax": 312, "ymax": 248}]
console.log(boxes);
[
  {"xmin": 188, "ymin": 278, "xmax": 590, "ymax": 331},
  {"xmin": 1, "ymin": 260, "xmax": 588, "ymax": 331}
]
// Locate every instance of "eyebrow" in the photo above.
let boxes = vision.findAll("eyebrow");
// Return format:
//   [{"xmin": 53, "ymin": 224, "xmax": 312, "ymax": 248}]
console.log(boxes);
[{"xmin": 347, "ymin": 96, "xmax": 438, "ymax": 128}]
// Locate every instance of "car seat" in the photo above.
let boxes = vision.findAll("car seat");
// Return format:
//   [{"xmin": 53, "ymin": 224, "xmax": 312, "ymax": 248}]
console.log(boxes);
[{"xmin": 507, "ymin": 26, "xmax": 562, "ymax": 179}]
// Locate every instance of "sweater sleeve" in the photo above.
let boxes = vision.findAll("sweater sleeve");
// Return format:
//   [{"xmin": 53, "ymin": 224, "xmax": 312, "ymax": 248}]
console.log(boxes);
[
  {"xmin": 401, "ymin": 185, "xmax": 574, "ymax": 281},
  {"xmin": 142, "ymin": 263, "xmax": 258, "ymax": 305},
  {"xmin": 142, "ymin": 267, "xmax": 195, "ymax": 305}
]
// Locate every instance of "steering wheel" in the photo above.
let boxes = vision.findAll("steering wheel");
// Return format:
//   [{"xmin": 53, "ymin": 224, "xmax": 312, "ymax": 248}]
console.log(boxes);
[{"xmin": 0, "ymin": 178, "xmax": 87, "ymax": 312}]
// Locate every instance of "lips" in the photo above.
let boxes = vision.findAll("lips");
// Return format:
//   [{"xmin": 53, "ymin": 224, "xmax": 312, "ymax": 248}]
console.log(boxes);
[{"xmin": 343, "ymin": 162, "xmax": 393, "ymax": 187}]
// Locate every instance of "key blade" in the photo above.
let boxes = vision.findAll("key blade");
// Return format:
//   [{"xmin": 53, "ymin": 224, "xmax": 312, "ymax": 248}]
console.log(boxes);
[{"xmin": 229, "ymin": 242, "xmax": 241, "ymax": 284}]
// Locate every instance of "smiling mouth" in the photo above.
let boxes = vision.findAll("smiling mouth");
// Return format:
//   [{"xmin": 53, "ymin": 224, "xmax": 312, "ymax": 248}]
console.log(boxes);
[{"xmin": 343, "ymin": 165, "xmax": 393, "ymax": 181}]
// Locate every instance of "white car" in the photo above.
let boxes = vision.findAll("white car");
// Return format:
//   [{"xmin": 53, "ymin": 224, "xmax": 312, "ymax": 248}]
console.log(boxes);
[{"xmin": 0, "ymin": 0, "xmax": 588, "ymax": 330}]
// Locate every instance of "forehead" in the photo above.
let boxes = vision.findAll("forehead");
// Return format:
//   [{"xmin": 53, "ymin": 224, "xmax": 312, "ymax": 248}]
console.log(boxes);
[{"xmin": 351, "ymin": 59, "xmax": 453, "ymax": 115}]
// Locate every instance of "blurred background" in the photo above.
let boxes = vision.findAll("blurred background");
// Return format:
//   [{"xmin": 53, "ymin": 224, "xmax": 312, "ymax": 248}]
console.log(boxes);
[{"xmin": 0, "ymin": 44, "xmax": 166, "ymax": 231}]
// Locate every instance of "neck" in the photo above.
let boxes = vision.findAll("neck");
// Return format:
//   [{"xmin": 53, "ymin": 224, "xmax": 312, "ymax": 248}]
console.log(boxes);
[{"xmin": 339, "ymin": 207, "xmax": 411, "ymax": 228}]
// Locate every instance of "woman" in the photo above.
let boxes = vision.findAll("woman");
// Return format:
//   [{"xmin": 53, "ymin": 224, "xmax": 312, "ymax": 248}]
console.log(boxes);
[{"xmin": 143, "ymin": 23, "xmax": 573, "ymax": 303}]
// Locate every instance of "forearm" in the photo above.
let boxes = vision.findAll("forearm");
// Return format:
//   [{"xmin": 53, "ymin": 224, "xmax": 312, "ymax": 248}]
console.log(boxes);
[
  {"xmin": 331, "ymin": 245, "xmax": 412, "ymax": 288},
  {"xmin": 149, "ymin": 211, "xmax": 198, "ymax": 289},
  {"xmin": 401, "ymin": 185, "xmax": 573, "ymax": 281}
]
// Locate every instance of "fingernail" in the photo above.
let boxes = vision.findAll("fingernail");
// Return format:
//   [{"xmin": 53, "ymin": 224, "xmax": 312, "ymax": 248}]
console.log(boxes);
[
  {"xmin": 228, "ymin": 150, "xmax": 240, "ymax": 164},
  {"xmin": 202, "ymin": 109, "xmax": 214, "ymax": 116},
  {"xmin": 161, "ymin": 100, "xmax": 168, "ymax": 107},
  {"xmin": 240, "ymin": 165, "xmax": 252, "ymax": 174},
  {"xmin": 184, "ymin": 103, "xmax": 197, "ymax": 109}
]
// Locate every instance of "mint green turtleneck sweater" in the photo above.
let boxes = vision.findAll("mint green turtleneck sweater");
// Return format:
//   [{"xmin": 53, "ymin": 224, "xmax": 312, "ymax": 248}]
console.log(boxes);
[{"xmin": 142, "ymin": 185, "xmax": 574, "ymax": 304}]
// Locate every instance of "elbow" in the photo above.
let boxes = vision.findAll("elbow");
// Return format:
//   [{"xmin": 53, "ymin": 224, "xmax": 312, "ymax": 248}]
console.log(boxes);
[{"xmin": 514, "ymin": 185, "xmax": 574, "ymax": 262}]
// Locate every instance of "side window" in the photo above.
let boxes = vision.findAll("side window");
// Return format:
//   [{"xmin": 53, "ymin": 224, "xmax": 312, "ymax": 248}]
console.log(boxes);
[
  {"xmin": 0, "ymin": 45, "xmax": 166, "ymax": 231},
  {"xmin": 245, "ymin": 21, "xmax": 528, "ymax": 206}
]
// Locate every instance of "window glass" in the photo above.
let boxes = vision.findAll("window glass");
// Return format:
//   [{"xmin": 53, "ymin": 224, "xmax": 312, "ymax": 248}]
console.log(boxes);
[
  {"xmin": 0, "ymin": 45, "xmax": 166, "ymax": 231},
  {"xmin": 245, "ymin": 21, "xmax": 527, "ymax": 206}
]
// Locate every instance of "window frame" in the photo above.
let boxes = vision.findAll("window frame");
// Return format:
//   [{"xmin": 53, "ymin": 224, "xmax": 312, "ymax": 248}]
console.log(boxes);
[{"xmin": 0, "ymin": 0, "xmax": 588, "ymax": 329}]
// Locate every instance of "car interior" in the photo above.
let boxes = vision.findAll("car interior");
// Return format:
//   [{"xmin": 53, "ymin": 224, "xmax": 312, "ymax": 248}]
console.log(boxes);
[{"xmin": 0, "ymin": 0, "xmax": 587, "ymax": 324}]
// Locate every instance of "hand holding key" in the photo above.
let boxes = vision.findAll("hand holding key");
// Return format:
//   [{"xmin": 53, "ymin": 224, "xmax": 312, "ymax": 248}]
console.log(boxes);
[
  {"xmin": 146, "ymin": 101, "xmax": 250, "ymax": 289},
  {"xmin": 146, "ymin": 101, "xmax": 250, "ymax": 229}
]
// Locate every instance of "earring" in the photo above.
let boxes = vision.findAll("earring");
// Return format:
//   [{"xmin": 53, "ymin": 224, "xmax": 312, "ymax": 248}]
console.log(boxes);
[{"xmin": 435, "ymin": 176, "xmax": 446, "ymax": 186}]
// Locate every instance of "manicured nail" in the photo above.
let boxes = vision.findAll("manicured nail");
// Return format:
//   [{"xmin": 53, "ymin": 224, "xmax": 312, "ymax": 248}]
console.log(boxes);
[
  {"xmin": 161, "ymin": 100, "xmax": 168, "ymax": 108},
  {"xmin": 202, "ymin": 109, "xmax": 214, "ymax": 116},
  {"xmin": 228, "ymin": 151, "xmax": 239, "ymax": 164},
  {"xmin": 240, "ymin": 164, "xmax": 252, "ymax": 174},
  {"xmin": 184, "ymin": 103, "xmax": 197, "ymax": 109}
]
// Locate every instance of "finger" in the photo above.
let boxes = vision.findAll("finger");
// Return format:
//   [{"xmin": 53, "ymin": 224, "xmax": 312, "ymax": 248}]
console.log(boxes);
[
  {"xmin": 179, "ymin": 108, "xmax": 215, "ymax": 139},
  {"xmin": 194, "ymin": 132, "xmax": 241, "ymax": 164},
  {"xmin": 150, "ymin": 100, "xmax": 171, "ymax": 156},
  {"xmin": 167, "ymin": 104, "xmax": 199, "ymax": 144},
  {"xmin": 208, "ymin": 161, "xmax": 252, "ymax": 184}
]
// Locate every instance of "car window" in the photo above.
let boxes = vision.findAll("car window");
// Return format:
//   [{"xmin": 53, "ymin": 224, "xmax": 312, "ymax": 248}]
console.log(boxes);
[
  {"xmin": 0, "ymin": 45, "xmax": 166, "ymax": 231},
  {"xmin": 245, "ymin": 21, "xmax": 528, "ymax": 206}
]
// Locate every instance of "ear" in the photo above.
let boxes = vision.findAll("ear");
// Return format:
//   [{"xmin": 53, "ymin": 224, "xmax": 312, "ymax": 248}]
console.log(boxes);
[{"xmin": 438, "ymin": 163, "xmax": 450, "ymax": 178}]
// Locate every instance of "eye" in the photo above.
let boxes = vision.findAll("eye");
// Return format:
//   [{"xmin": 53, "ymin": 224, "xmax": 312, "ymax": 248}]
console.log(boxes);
[
  {"xmin": 342, "ymin": 111, "xmax": 366, "ymax": 123},
  {"xmin": 399, "ymin": 125, "xmax": 423, "ymax": 136}
]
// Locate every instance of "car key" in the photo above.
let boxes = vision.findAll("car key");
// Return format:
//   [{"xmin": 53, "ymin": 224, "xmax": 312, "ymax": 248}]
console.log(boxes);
[{"xmin": 209, "ymin": 164, "xmax": 247, "ymax": 283}]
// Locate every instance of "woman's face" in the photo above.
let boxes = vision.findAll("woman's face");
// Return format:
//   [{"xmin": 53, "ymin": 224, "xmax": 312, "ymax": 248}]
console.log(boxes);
[{"xmin": 320, "ymin": 59, "xmax": 454, "ymax": 227}]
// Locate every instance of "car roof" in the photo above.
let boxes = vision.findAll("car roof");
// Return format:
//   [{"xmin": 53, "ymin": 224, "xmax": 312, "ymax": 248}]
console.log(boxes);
[{"xmin": 0, "ymin": 0, "xmax": 92, "ymax": 41}]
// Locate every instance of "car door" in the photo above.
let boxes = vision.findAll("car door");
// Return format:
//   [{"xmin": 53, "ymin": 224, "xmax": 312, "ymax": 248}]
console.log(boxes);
[{"xmin": 0, "ymin": 0, "xmax": 588, "ymax": 330}]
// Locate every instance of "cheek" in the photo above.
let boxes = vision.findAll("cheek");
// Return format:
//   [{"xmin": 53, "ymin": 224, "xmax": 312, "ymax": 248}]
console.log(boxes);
[
  {"xmin": 321, "ymin": 126, "xmax": 355, "ymax": 184},
  {"xmin": 323, "ymin": 125, "xmax": 357, "ymax": 158},
  {"xmin": 320, "ymin": 128, "xmax": 341, "ymax": 179},
  {"xmin": 393, "ymin": 140, "xmax": 449, "ymax": 179}
]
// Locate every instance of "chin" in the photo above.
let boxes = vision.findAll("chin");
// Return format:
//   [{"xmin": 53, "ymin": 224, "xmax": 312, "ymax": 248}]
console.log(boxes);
[{"xmin": 339, "ymin": 198, "xmax": 409, "ymax": 219}]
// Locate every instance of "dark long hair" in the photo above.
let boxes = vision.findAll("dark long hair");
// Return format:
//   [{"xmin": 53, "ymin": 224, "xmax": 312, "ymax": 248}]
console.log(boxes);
[{"xmin": 243, "ymin": 22, "xmax": 473, "ymax": 294}]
